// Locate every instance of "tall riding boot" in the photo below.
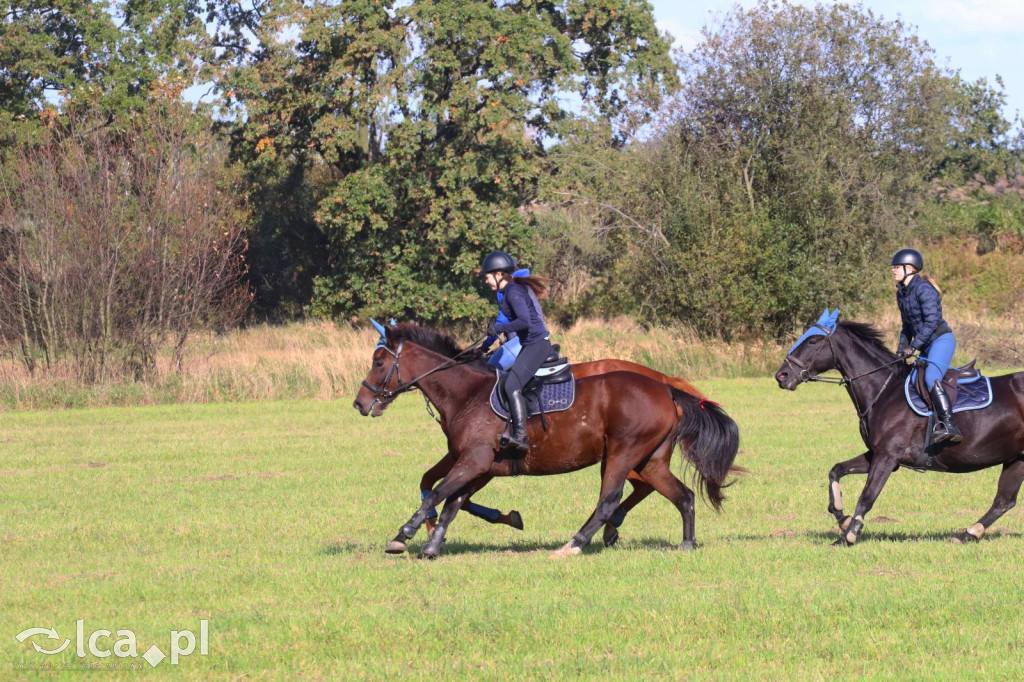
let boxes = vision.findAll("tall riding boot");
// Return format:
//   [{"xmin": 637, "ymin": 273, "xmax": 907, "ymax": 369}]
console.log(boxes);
[
  {"xmin": 929, "ymin": 381, "xmax": 963, "ymax": 445},
  {"xmin": 505, "ymin": 390, "xmax": 530, "ymax": 454}
]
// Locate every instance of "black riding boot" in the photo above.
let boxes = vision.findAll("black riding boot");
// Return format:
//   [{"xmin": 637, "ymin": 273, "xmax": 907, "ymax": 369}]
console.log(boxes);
[
  {"xmin": 929, "ymin": 381, "xmax": 963, "ymax": 445},
  {"xmin": 504, "ymin": 390, "xmax": 530, "ymax": 454}
]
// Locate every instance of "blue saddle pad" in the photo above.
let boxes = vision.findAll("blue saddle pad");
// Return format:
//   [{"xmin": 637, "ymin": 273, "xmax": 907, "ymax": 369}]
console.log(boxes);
[
  {"xmin": 489, "ymin": 371, "xmax": 576, "ymax": 420},
  {"xmin": 904, "ymin": 369, "xmax": 993, "ymax": 417}
]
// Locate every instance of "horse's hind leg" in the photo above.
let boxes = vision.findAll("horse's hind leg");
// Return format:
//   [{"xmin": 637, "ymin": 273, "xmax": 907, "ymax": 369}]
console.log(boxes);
[
  {"xmin": 603, "ymin": 476, "xmax": 654, "ymax": 547},
  {"xmin": 954, "ymin": 458, "xmax": 1024, "ymax": 544},
  {"xmin": 828, "ymin": 452, "xmax": 871, "ymax": 532},
  {"xmin": 635, "ymin": 452, "xmax": 697, "ymax": 550},
  {"xmin": 553, "ymin": 458, "xmax": 635, "ymax": 557}
]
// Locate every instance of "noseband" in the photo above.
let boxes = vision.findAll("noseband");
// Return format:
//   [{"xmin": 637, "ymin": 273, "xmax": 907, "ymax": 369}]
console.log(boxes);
[{"xmin": 361, "ymin": 340, "xmax": 407, "ymax": 411}]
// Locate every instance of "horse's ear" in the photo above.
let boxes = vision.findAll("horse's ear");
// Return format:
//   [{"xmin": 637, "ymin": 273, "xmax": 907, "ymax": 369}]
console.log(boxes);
[
  {"xmin": 827, "ymin": 309, "xmax": 840, "ymax": 326},
  {"xmin": 371, "ymin": 318, "xmax": 388, "ymax": 348},
  {"xmin": 816, "ymin": 309, "xmax": 831, "ymax": 326}
]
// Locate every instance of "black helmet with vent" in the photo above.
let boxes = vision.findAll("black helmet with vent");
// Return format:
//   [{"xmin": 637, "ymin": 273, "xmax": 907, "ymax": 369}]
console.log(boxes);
[
  {"xmin": 890, "ymin": 248, "xmax": 923, "ymax": 271},
  {"xmin": 480, "ymin": 251, "xmax": 517, "ymax": 274}
]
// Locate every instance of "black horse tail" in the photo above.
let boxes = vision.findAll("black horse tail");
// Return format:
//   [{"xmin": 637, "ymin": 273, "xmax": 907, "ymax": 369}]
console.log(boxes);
[{"xmin": 669, "ymin": 387, "xmax": 742, "ymax": 511}]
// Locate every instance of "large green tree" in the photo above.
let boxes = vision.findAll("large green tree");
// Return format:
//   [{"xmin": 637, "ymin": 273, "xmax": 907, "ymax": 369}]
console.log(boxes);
[
  {"xmin": 1, "ymin": 0, "xmax": 211, "ymax": 139},
  {"xmin": 221, "ymin": 0, "xmax": 676, "ymax": 324},
  {"xmin": 560, "ymin": 0, "xmax": 1011, "ymax": 339}
]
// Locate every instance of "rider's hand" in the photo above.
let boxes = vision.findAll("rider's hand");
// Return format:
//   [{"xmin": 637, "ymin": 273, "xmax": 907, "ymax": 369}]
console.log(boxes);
[
  {"xmin": 484, "ymin": 323, "xmax": 499, "ymax": 339},
  {"xmin": 897, "ymin": 347, "xmax": 914, "ymax": 360}
]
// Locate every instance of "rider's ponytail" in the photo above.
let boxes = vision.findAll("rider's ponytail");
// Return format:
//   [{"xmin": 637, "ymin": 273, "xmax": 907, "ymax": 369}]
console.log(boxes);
[
  {"xmin": 918, "ymin": 272, "xmax": 943, "ymax": 297},
  {"xmin": 512, "ymin": 274, "xmax": 549, "ymax": 299}
]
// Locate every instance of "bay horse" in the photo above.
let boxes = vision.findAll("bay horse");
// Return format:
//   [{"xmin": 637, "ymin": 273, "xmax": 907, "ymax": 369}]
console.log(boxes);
[
  {"xmin": 775, "ymin": 310, "xmax": 1024, "ymax": 546},
  {"xmin": 353, "ymin": 324, "xmax": 740, "ymax": 558},
  {"xmin": 418, "ymin": 358, "xmax": 708, "ymax": 545}
]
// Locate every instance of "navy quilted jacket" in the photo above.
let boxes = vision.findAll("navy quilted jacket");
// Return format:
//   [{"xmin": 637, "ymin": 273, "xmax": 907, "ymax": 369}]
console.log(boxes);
[{"xmin": 896, "ymin": 276, "xmax": 951, "ymax": 351}]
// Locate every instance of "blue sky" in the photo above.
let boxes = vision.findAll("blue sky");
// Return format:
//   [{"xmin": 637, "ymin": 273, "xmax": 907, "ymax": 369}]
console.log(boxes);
[{"xmin": 648, "ymin": 0, "xmax": 1024, "ymax": 123}]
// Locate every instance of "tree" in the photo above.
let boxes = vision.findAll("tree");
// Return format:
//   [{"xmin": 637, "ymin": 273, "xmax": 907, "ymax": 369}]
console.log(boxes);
[
  {"xmin": 219, "ymin": 0, "xmax": 677, "ymax": 324},
  {"xmin": 1, "ymin": 0, "xmax": 212, "ymax": 144},
  {"xmin": 0, "ymin": 101, "xmax": 249, "ymax": 380},
  {"xmin": 562, "ymin": 0, "xmax": 998, "ymax": 339}
]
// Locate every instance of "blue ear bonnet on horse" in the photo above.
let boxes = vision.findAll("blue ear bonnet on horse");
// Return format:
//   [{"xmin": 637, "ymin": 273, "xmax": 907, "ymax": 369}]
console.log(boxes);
[
  {"xmin": 788, "ymin": 309, "xmax": 839, "ymax": 354},
  {"xmin": 371, "ymin": 318, "xmax": 397, "ymax": 349}
]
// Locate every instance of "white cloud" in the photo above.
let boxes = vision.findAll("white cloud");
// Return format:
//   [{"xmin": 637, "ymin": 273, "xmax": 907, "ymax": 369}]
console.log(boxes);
[{"xmin": 928, "ymin": 0, "xmax": 1024, "ymax": 34}]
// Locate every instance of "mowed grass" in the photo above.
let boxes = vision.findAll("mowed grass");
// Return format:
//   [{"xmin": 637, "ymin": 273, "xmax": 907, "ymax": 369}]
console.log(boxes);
[{"xmin": 2, "ymin": 378, "xmax": 1023, "ymax": 680}]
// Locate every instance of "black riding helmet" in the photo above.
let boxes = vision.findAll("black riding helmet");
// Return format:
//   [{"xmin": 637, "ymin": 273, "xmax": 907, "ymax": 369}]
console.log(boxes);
[
  {"xmin": 480, "ymin": 250, "xmax": 517, "ymax": 274},
  {"xmin": 891, "ymin": 248, "xmax": 923, "ymax": 271}
]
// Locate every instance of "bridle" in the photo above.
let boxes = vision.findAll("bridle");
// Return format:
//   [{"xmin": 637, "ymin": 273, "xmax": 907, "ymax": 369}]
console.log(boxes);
[
  {"xmin": 361, "ymin": 340, "xmax": 407, "ymax": 411},
  {"xmin": 360, "ymin": 337, "xmax": 486, "ymax": 413},
  {"xmin": 785, "ymin": 324, "xmax": 906, "ymax": 425}
]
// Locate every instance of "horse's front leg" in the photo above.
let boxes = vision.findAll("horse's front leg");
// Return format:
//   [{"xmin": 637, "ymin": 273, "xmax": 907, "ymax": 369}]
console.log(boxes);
[
  {"xmin": 420, "ymin": 451, "xmax": 522, "ymax": 536},
  {"xmin": 419, "ymin": 476, "xmax": 493, "ymax": 559},
  {"xmin": 834, "ymin": 454, "xmax": 899, "ymax": 547},
  {"xmin": 828, "ymin": 452, "xmax": 871, "ymax": 532},
  {"xmin": 386, "ymin": 452, "xmax": 491, "ymax": 554}
]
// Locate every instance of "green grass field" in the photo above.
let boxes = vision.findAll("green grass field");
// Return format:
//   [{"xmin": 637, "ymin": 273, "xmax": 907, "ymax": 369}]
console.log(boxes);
[{"xmin": 2, "ymin": 377, "xmax": 1023, "ymax": 679}]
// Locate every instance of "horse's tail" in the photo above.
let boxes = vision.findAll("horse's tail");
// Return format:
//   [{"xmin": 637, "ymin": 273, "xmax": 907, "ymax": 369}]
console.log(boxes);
[
  {"xmin": 669, "ymin": 387, "xmax": 742, "ymax": 511},
  {"xmin": 663, "ymin": 374, "xmax": 706, "ymax": 399}
]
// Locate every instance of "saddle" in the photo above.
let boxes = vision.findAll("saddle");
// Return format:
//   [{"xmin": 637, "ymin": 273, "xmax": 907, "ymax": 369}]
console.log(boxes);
[
  {"xmin": 905, "ymin": 359, "xmax": 992, "ymax": 418},
  {"xmin": 490, "ymin": 344, "xmax": 575, "ymax": 419}
]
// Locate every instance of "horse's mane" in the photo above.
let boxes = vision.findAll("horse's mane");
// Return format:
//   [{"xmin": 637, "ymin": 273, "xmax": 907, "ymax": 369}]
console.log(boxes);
[
  {"xmin": 838, "ymin": 321, "xmax": 910, "ymax": 376},
  {"xmin": 387, "ymin": 324, "xmax": 491, "ymax": 372},
  {"xmin": 838, "ymin": 321, "xmax": 891, "ymax": 355}
]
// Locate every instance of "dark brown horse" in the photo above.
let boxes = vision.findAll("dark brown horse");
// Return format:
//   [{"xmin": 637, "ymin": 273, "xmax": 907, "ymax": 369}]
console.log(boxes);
[
  {"xmin": 775, "ymin": 313, "xmax": 1024, "ymax": 546},
  {"xmin": 418, "ymin": 358, "xmax": 708, "ymax": 543},
  {"xmin": 353, "ymin": 324, "xmax": 741, "ymax": 558}
]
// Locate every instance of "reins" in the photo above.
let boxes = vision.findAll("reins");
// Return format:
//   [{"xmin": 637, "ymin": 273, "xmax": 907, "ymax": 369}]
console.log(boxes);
[
  {"xmin": 785, "ymin": 325, "xmax": 908, "ymax": 425},
  {"xmin": 361, "ymin": 336, "xmax": 488, "ymax": 413}
]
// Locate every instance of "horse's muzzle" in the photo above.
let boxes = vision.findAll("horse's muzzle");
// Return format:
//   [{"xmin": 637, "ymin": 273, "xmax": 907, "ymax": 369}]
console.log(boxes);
[
  {"xmin": 775, "ymin": 364, "xmax": 800, "ymax": 391},
  {"xmin": 352, "ymin": 395, "xmax": 383, "ymax": 417}
]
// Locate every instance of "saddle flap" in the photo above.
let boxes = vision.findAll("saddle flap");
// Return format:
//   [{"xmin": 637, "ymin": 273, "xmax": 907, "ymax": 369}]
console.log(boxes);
[
  {"xmin": 490, "ymin": 371, "xmax": 576, "ymax": 420},
  {"xmin": 905, "ymin": 371, "xmax": 992, "ymax": 418}
]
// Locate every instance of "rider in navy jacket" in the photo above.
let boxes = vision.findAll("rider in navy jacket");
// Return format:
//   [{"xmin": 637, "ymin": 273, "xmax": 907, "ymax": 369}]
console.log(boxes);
[
  {"xmin": 892, "ymin": 248, "xmax": 962, "ymax": 445},
  {"xmin": 479, "ymin": 251, "xmax": 552, "ymax": 453}
]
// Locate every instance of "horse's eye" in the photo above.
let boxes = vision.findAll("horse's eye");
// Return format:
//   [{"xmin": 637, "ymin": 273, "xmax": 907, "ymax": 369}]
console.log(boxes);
[{"xmin": 807, "ymin": 336, "xmax": 821, "ymax": 345}]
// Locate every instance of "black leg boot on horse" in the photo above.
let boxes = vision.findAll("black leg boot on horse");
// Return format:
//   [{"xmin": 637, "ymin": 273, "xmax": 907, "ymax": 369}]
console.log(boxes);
[
  {"xmin": 499, "ymin": 389, "xmax": 530, "ymax": 453},
  {"xmin": 929, "ymin": 381, "xmax": 963, "ymax": 445}
]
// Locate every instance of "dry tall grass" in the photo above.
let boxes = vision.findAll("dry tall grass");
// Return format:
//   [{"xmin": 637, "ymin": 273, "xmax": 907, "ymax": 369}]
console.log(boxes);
[{"xmin": 2, "ymin": 311, "xmax": 1021, "ymax": 411}]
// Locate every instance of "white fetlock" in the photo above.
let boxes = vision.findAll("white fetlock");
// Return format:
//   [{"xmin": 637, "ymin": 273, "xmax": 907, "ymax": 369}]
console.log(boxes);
[{"xmin": 550, "ymin": 541, "xmax": 582, "ymax": 558}]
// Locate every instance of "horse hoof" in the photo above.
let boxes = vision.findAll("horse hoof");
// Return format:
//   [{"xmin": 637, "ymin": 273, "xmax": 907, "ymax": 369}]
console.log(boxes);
[
  {"xmin": 603, "ymin": 526, "xmax": 619, "ymax": 548},
  {"xmin": 418, "ymin": 550, "xmax": 439, "ymax": 560},
  {"xmin": 831, "ymin": 538, "xmax": 852, "ymax": 548},
  {"xmin": 679, "ymin": 541, "xmax": 697, "ymax": 551},
  {"xmin": 550, "ymin": 541, "xmax": 582, "ymax": 558},
  {"xmin": 385, "ymin": 540, "xmax": 408, "ymax": 554},
  {"xmin": 507, "ymin": 510, "xmax": 524, "ymax": 531}
]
